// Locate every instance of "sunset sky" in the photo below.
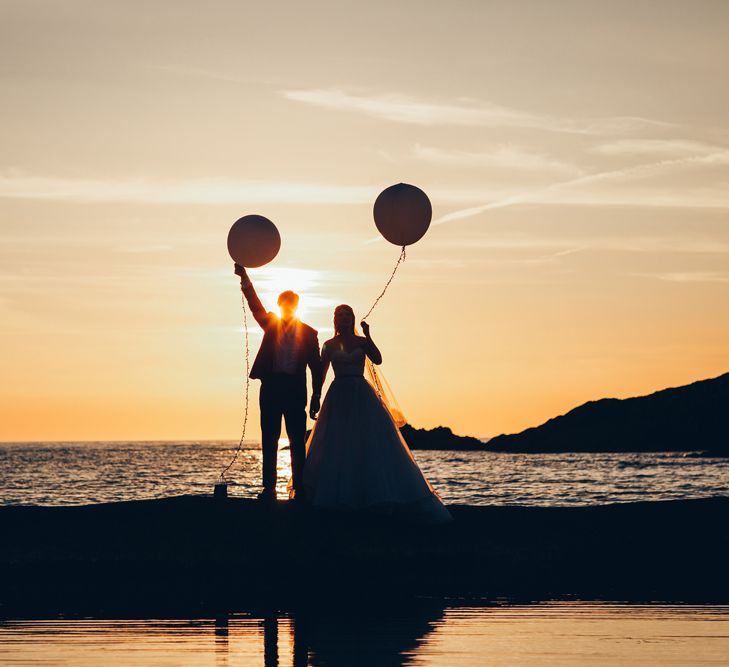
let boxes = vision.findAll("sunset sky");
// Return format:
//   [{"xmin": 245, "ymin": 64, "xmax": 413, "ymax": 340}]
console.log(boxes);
[{"xmin": 2, "ymin": 1, "xmax": 728, "ymax": 441}]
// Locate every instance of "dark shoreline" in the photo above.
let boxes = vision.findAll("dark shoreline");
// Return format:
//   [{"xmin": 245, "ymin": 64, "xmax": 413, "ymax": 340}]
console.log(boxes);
[
  {"xmin": 486, "ymin": 372, "xmax": 729, "ymax": 454},
  {"xmin": 1, "ymin": 495, "xmax": 728, "ymax": 615}
]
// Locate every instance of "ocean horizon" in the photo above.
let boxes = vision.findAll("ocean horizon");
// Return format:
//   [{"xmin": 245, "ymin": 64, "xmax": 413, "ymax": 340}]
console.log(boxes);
[{"xmin": 2, "ymin": 440, "xmax": 727, "ymax": 508}]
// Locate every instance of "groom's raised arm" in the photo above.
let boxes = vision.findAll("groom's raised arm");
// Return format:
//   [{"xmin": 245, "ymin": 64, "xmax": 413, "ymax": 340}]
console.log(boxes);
[{"xmin": 235, "ymin": 264, "xmax": 271, "ymax": 329}]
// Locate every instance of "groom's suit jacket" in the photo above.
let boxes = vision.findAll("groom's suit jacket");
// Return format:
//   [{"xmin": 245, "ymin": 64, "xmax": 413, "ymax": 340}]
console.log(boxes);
[{"xmin": 242, "ymin": 282, "xmax": 323, "ymax": 403}]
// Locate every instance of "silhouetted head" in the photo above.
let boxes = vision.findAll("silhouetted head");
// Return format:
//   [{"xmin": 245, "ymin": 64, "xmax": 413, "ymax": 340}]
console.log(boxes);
[
  {"xmin": 277, "ymin": 290, "xmax": 299, "ymax": 321},
  {"xmin": 334, "ymin": 304, "xmax": 356, "ymax": 336}
]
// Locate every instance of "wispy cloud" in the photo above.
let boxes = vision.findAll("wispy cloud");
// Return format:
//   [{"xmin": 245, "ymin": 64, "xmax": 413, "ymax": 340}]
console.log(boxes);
[
  {"xmin": 282, "ymin": 88, "xmax": 674, "ymax": 135},
  {"xmin": 5, "ymin": 149, "xmax": 729, "ymax": 213},
  {"xmin": 412, "ymin": 143, "xmax": 583, "ymax": 175},
  {"xmin": 114, "ymin": 244, "xmax": 174, "ymax": 254},
  {"xmin": 0, "ymin": 170, "xmax": 510, "ymax": 208},
  {"xmin": 438, "ymin": 234, "xmax": 729, "ymax": 255},
  {"xmin": 592, "ymin": 139, "xmax": 725, "ymax": 157},
  {"xmin": 432, "ymin": 149, "xmax": 729, "ymax": 226},
  {"xmin": 631, "ymin": 271, "xmax": 729, "ymax": 283},
  {"xmin": 0, "ymin": 172, "xmax": 374, "ymax": 205},
  {"xmin": 149, "ymin": 65, "xmax": 250, "ymax": 85}
]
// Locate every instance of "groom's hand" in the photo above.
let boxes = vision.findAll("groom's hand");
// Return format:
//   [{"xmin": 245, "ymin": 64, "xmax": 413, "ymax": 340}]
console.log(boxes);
[
  {"xmin": 234, "ymin": 263, "xmax": 246, "ymax": 278},
  {"xmin": 309, "ymin": 394, "xmax": 321, "ymax": 420}
]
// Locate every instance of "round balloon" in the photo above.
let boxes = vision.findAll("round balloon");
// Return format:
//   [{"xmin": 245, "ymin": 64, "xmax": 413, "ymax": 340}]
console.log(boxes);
[
  {"xmin": 227, "ymin": 215, "xmax": 281, "ymax": 268},
  {"xmin": 373, "ymin": 183, "xmax": 432, "ymax": 246}
]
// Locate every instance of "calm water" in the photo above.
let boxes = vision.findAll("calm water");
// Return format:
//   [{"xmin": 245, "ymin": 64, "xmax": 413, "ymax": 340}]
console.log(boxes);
[
  {"xmin": 1, "ymin": 604, "xmax": 728, "ymax": 666},
  {"xmin": 1, "ymin": 441, "xmax": 728, "ymax": 507},
  {"xmin": 2, "ymin": 448, "xmax": 728, "ymax": 665}
]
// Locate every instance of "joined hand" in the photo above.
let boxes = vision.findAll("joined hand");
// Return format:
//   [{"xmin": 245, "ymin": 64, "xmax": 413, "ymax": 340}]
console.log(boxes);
[{"xmin": 309, "ymin": 395, "xmax": 321, "ymax": 420}]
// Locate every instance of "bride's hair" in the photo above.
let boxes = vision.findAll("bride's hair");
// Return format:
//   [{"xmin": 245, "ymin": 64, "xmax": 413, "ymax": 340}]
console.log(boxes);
[
  {"xmin": 333, "ymin": 303, "xmax": 406, "ymax": 427},
  {"xmin": 334, "ymin": 304, "xmax": 356, "ymax": 336}
]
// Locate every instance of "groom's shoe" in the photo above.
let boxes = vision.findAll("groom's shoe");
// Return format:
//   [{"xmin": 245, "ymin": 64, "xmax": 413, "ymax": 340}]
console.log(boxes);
[{"xmin": 257, "ymin": 488, "xmax": 277, "ymax": 502}]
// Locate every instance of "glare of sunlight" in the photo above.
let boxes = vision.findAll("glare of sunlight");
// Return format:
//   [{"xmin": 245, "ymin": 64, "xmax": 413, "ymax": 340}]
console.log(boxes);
[
  {"xmin": 275, "ymin": 444, "xmax": 293, "ymax": 497},
  {"xmin": 249, "ymin": 266, "xmax": 331, "ymax": 321}
]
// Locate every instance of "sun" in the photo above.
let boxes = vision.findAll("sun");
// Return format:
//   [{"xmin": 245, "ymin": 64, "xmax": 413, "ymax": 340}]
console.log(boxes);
[{"xmin": 248, "ymin": 266, "xmax": 329, "ymax": 321}]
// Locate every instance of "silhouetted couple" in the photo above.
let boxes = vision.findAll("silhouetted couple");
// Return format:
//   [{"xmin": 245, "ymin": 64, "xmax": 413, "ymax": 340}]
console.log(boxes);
[{"xmin": 235, "ymin": 264, "xmax": 451, "ymax": 523}]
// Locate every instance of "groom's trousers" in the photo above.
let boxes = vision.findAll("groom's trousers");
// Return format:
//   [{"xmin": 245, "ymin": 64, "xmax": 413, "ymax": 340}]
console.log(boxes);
[{"xmin": 259, "ymin": 374, "xmax": 307, "ymax": 493}]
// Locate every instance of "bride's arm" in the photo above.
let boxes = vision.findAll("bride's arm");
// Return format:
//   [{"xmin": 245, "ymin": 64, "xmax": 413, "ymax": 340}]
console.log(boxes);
[{"xmin": 360, "ymin": 321, "xmax": 382, "ymax": 365}]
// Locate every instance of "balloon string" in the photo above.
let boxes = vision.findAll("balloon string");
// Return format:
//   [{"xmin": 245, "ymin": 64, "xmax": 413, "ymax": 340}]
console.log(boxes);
[
  {"xmin": 219, "ymin": 292, "xmax": 251, "ymax": 483},
  {"xmin": 219, "ymin": 242, "xmax": 403, "ymax": 482},
  {"xmin": 362, "ymin": 245, "xmax": 406, "ymax": 321}
]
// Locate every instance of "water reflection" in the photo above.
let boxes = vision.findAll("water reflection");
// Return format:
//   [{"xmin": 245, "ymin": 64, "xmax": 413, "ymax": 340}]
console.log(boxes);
[
  {"xmin": 2, "ymin": 605, "xmax": 729, "ymax": 666},
  {"xmin": 275, "ymin": 441, "xmax": 293, "ymax": 499},
  {"xmin": 214, "ymin": 616, "xmax": 229, "ymax": 667},
  {"xmin": 258, "ymin": 615, "xmax": 309, "ymax": 667},
  {"xmin": 207, "ymin": 606, "xmax": 443, "ymax": 667},
  {"xmin": 263, "ymin": 616, "xmax": 278, "ymax": 666}
]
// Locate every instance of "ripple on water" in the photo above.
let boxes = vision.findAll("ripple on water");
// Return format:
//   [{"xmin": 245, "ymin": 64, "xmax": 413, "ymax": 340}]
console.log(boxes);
[{"xmin": 0, "ymin": 443, "xmax": 728, "ymax": 507}]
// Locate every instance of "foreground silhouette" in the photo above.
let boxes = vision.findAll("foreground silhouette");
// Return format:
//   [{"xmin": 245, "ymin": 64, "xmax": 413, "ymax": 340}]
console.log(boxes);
[
  {"xmin": 235, "ymin": 263, "xmax": 451, "ymax": 520},
  {"xmin": 2, "ymin": 495, "xmax": 728, "ymax": 613},
  {"xmin": 303, "ymin": 304, "xmax": 451, "ymax": 523},
  {"xmin": 236, "ymin": 265, "xmax": 322, "ymax": 500}
]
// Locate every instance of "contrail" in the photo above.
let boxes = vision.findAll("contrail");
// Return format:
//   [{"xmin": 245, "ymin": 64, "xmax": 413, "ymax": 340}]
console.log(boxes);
[{"xmin": 431, "ymin": 149, "xmax": 729, "ymax": 227}]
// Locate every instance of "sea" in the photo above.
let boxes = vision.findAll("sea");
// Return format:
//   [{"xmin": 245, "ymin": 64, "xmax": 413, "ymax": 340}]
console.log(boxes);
[
  {"xmin": 0, "ymin": 440, "xmax": 727, "ymax": 507},
  {"xmin": 2, "ymin": 442, "xmax": 729, "ymax": 666}
]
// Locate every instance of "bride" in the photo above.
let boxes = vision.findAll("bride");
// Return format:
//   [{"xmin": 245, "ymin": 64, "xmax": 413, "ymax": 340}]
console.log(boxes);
[{"xmin": 302, "ymin": 304, "xmax": 452, "ymax": 524}]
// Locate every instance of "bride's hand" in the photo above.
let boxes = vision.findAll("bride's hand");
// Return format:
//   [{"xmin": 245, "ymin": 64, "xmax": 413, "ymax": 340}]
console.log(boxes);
[{"xmin": 360, "ymin": 320, "xmax": 370, "ymax": 337}]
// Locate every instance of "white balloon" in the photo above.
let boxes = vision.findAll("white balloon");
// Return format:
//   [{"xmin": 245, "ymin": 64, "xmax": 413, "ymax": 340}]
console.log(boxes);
[
  {"xmin": 373, "ymin": 183, "xmax": 432, "ymax": 246},
  {"xmin": 227, "ymin": 215, "xmax": 281, "ymax": 268}
]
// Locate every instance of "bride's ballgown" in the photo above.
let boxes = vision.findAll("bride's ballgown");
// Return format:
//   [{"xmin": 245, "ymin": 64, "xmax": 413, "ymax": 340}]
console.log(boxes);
[{"xmin": 303, "ymin": 346, "xmax": 452, "ymax": 523}]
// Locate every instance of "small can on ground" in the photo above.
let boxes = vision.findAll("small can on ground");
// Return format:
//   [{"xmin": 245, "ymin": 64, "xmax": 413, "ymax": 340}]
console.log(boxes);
[{"xmin": 214, "ymin": 482, "xmax": 228, "ymax": 501}]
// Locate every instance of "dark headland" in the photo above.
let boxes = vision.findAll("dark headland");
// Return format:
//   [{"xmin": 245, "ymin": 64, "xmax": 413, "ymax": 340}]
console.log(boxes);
[
  {"xmin": 487, "ymin": 372, "xmax": 729, "ymax": 454},
  {"xmin": 407, "ymin": 372, "xmax": 729, "ymax": 454},
  {"xmin": 1, "ymin": 495, "xmax": 728, "ymax": 614},
  {"xmin": 401, "ymin": 424, "xmax": 485, "ymax": 450}
]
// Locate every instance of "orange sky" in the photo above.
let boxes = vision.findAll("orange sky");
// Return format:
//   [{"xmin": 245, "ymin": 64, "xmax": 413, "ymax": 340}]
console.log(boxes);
[{"xmin": 1, "ymin": 1, "xmax": 729, "ymax": 441}]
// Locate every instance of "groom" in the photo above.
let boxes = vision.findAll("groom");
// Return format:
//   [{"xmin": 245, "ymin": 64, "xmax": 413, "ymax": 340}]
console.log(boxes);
[{"xmin": 235, "ymin": 264, "xmax": 323, "ymax": 501}]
